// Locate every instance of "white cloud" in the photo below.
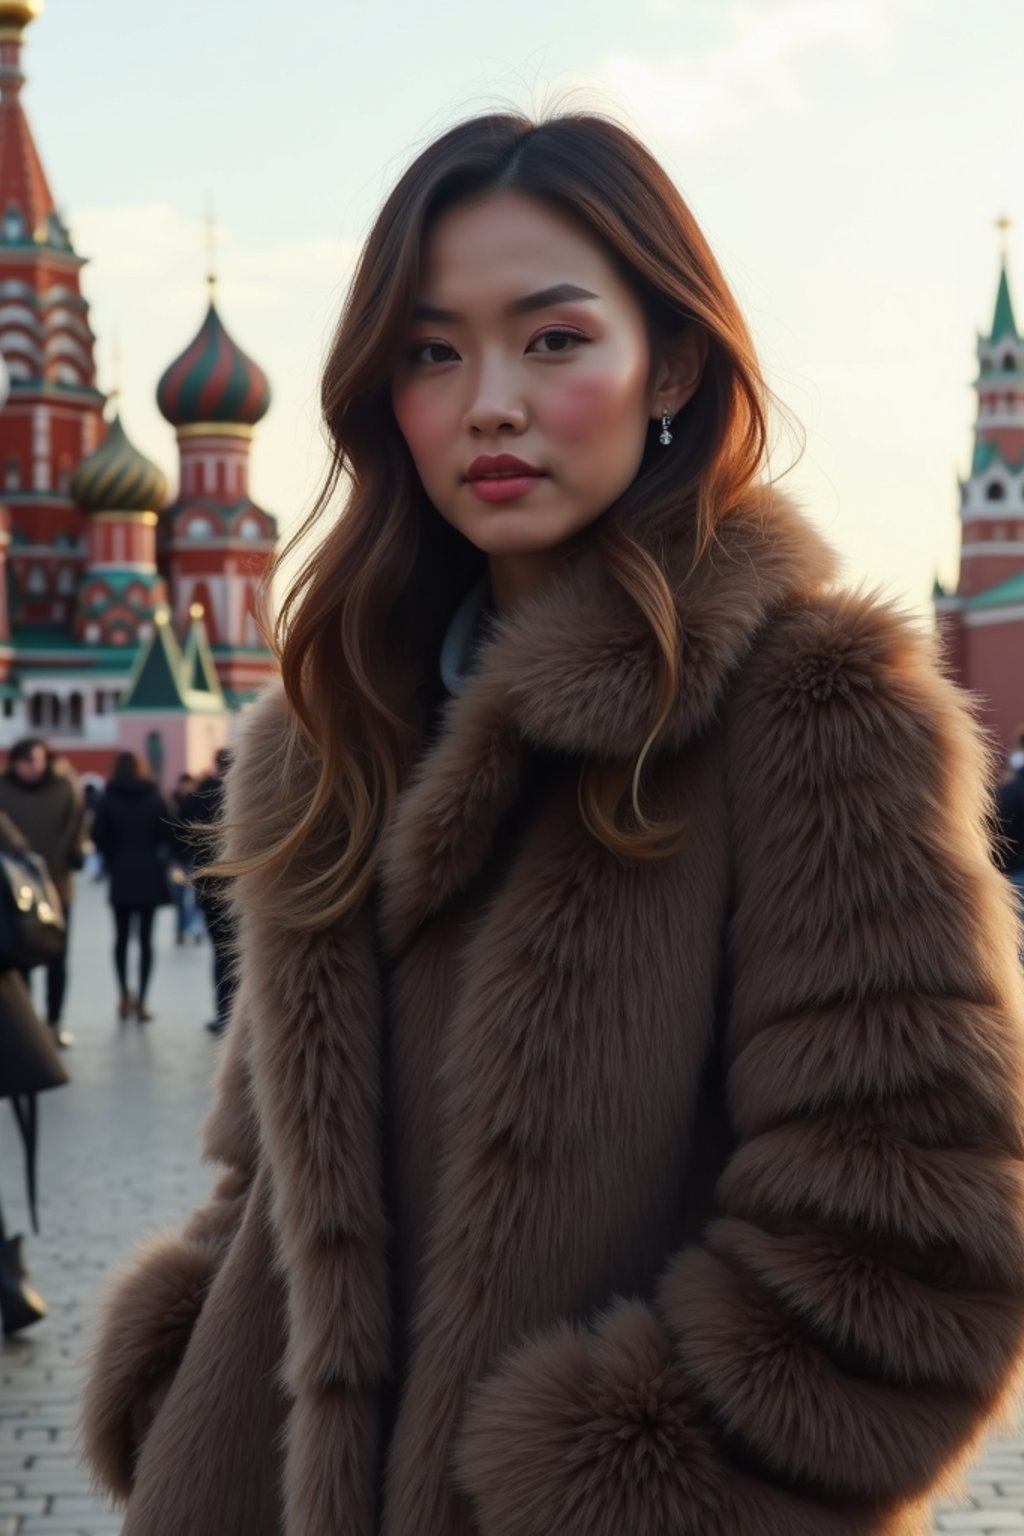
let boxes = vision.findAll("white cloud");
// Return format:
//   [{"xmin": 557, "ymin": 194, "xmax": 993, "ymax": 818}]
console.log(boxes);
[{"xmin": 574, "ymin": 0, "xmax": 930, "ymax": 145}]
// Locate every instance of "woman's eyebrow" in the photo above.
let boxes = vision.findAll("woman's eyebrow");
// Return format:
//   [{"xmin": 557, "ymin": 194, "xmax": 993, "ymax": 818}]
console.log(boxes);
[{"xmin": 410, "ymin": 283, "xmax": 600, "ymax": 324}]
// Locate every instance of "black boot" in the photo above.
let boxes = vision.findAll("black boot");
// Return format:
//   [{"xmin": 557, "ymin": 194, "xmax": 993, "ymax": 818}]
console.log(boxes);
[{"xmin": 0, "ymin": 1234, "xmax": 46, "ymax": 1334}]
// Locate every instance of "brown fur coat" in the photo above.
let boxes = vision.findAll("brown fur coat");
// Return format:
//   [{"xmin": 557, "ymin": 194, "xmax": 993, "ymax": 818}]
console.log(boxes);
[{"xmin": 82, "ymin": 488, "xmax": 1024, "ymax": 1535}]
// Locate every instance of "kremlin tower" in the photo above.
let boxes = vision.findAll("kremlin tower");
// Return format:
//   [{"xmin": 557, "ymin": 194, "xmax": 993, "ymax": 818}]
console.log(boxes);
[
  {"xmin": 0, "ymin": 1, "xmax": 278, "ymax": 780},
  {"xmin": 935, "ymin": 240, "xmax": 1024, "ymax": 749}
]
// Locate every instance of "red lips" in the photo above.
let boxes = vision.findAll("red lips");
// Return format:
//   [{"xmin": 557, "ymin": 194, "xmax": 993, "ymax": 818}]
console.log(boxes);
[{"xmin": 465, "ymin": 453, "xmax": 544, "ymax": 480}]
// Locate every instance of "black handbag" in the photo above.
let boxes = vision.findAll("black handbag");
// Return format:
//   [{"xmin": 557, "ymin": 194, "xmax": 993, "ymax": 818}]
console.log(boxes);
[{"xmin": 0, "ymin": 849, "xmax": 66, "ymax": 970}]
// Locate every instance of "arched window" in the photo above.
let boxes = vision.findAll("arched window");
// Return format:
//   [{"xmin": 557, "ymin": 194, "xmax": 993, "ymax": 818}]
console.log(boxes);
[
  {"xmin": 2, "ymin": 207, "xmax": 24, "ymax": 242},
  {"xmin": 987, "ymin": 482, "xmax": 1006, "ymax": 501},
  {"xmin": 26, "ymin": 565, "xmax": 46, "ymax": 593},
  {"xmin": 187, "ymin": 515, "xmax": 214, "ymax": 539},
  {"xmin": 1003, "ymin": 353, "xmax": 1017, "ymax": 372},
  {"xmin": 68, "ymin": 692, "xmax": 83, "ymax": 730},
  {"xmin": 239, "ymin": 516, "xmax": 262, "ymax": 540}
]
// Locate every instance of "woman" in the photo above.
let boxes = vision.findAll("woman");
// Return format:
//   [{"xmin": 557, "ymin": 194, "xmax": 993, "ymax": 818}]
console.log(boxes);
[
  {"xmin": 82, "ymin": 114, "xmax": 1024, "ymax": 1536},
  {"xmin": 91, "ymin": 753, "xmax": 171, "ymax": 1023},
  {"xmin": 0, "ymin": 809, "xmax": 67, "ymax": 1333}
]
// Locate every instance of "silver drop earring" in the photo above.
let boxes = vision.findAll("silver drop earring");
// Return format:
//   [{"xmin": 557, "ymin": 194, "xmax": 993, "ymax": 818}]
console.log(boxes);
[{"xmin": 659, "ymin": 408, "xmax": 673, "ymax": 446}]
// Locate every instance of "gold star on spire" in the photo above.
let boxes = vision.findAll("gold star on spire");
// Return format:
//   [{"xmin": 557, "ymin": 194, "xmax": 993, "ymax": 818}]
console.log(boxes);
[{"xmin": 996, "ymin": 214, "xmax": 1012, "ymax": 260}]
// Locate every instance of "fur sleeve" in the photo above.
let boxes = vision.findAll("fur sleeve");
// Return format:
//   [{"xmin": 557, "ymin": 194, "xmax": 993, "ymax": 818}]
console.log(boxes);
[
  {"xmin": 455, "ymin": 591, "xmax": 1024, "ymax": 1536},
  {"xmin": 81, "ymin": 879, "xmax": 262, "ymax": 1500}
]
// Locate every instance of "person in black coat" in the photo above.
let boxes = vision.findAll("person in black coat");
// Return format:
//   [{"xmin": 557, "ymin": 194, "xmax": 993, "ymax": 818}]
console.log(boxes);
[
  {"xmin": 178, "ymin": 747, "xmax": 236, "ymax": 1037},
  {"xmin": 91, "ymin": 753, "xmax": 171, "ymax": 1023},
  {"xmin": 0, "ymin": 808, "xmax": 67, "ymax": 1332}
]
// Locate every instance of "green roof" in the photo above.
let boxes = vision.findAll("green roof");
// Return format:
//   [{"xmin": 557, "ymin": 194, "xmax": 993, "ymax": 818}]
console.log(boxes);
[
  {"xmin": 991, "ymin": 260, "xmax": 1019, "ymax": 343},
  {"xmin": 970, "ymin": 436, "xmax": 1024, "ymax": 475},
  {"xmin": 965, "ymin": 569, "xmax": 1024, "ymax": 610},
  {"xmin": 120, "ymin": 620, "xmax": 190, "ymax": 711},
  {"xmin": 182, "ymin": 613, "xmax": 224, "ymax": 700}
]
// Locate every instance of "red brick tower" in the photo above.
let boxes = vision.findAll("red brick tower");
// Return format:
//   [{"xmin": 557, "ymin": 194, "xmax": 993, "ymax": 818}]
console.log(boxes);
[
  {"xmin": 0, "ymin": 0, "xmax": 104, "ymax": 626},
  {"xmin": 935, "ymin": 233, "xmax": 1024, "ymax": 748}
]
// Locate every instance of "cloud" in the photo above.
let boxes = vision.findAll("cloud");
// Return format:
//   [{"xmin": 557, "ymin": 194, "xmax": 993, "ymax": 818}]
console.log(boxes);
[{"xmin": 571, "ymin": 0, "xmax": 930, "ymax": 145}]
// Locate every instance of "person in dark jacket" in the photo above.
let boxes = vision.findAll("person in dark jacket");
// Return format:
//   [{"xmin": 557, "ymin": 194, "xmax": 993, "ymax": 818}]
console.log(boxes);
[
  {"xmin": 0, "ymin": 808, "xmax": 68, "ymax": 1333},
  {"xmin": 168, "ymin": 773, "xmax": 204, "ymax": 946},
  {"xmin": 0, "ymin": 738, "xmax": 85, "ymax": 1048},
  {"xmin": 180, "ymin": 748, "xmax": 235, "ymax": 1037},
  {"xmin": 91, "ymin": 753, "xmax": 171, "ymax": 1023}
]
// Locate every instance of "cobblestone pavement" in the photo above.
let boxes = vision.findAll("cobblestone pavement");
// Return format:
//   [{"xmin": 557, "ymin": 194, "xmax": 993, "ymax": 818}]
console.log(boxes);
[
  {"xmin": 1, "ymin": 881, "xmax": 214, "ymax": 1535},
  {"xmin": 1, "ymin": 884, "xmax": 1024, "ymax": 1534}
]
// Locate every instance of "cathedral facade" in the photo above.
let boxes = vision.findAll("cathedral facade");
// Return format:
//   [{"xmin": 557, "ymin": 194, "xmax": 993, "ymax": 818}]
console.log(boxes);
[{"xmin": 0, "ymin": 0, "xmax": 277, "ymax": 781}]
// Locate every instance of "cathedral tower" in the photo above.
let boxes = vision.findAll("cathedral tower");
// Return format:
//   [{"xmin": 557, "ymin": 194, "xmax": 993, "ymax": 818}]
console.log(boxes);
[
  {"xmin": 156, "ymin": 281, "xmax": 277, "ymax": 700},
  {"xmin": 0, "ymin": 0, "xmax": 104, "ymax": 625}
]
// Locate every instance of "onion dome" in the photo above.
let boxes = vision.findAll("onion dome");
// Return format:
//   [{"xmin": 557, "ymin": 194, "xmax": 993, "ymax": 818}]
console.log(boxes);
[
  {"xmin": 156, "ymin": 300, "xmax": 270, "ymax": 427},
  {"xmin": 0, "ymin": 2, "xmax": 43, "ymax": 32},
  {"xmin": 70, "ymin": 413, "xmax": 167, "ymax": 514}
]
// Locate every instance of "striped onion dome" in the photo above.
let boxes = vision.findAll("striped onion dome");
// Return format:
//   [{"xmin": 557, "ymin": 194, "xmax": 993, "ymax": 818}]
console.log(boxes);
[
  {"xmin": 156, "ymin": 300, "xmax": 270, "ymax": 427},
  {"xmin": 70, "ymin": 413, "xmax": 167, "ymax": 514}
]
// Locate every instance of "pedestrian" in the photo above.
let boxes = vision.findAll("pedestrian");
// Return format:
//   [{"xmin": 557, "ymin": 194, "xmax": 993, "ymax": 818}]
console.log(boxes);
[
  {"xmin": 0, "ymin": 737, "xmax": 85, "ymax": 1048},
  {"xmin": 90, "ymin": 752, "xmax": 172, "ymax": 1024},
  {"xmin": 182, "ymin": 748, "xmax": 235, "ymax": 1037},
  {"xmin": 0, "ymin": 809, "xmax": 68, "ymax": 1333},
  {"xmin": 168, "ymin": 773, "xmax": 204, "ymax": 946},
  {"xmin": 82, "ymin": 114, "xmax": 1024, "ymax": 1536},
  {"xmin": 996, "ymin": 727, "xmax": 1024, "ymax": 910}
]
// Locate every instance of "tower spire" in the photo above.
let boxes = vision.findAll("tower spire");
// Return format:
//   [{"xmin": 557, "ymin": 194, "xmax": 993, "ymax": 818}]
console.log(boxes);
[
  {"xmin": 205, "ymin": 196, "xmax": 218, "ymax": 301},
  {"xmin": 991, "ymin": 216, "xmax": 1018, "ymax": 343}
]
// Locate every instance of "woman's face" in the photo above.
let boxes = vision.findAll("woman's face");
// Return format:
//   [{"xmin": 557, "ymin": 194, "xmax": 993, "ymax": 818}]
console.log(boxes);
[{"xmin": 390, "ymin": 191, "xmax": 702, "ymax": 563}]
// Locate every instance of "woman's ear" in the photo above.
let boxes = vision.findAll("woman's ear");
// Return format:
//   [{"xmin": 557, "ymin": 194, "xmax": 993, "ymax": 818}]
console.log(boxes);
[{"xmin": 650, "ymin": 325, "xmax": 708, "ymax": 422}]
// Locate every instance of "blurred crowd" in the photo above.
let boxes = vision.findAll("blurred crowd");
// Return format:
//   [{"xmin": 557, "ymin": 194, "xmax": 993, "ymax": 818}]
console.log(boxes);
[{"xmin": 0, "ymin": 738, "xmax": 235, "ymax": 1333}]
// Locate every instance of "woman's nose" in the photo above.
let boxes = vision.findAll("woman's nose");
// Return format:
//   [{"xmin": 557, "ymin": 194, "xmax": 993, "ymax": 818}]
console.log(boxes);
[{"xmin": 463, "ymin": 362, "xmax": 527, "ymax": 436}]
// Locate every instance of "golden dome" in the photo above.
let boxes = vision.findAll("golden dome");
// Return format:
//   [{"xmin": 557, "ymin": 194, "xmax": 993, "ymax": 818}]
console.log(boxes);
[{"xmin": 0, "ymin": 1, "xmax": 42, "ymax": 31}]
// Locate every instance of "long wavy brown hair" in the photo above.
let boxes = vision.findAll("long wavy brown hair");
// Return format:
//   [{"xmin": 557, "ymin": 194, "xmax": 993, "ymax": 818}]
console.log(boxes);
[{"xmin": 227, "ymin": 111, "xmax": 786, "ymax": 929}]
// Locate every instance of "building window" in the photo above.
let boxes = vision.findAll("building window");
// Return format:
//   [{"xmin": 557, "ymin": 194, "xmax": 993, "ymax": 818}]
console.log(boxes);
[
  {"xmin": 4, "ymin": 457, "xmax": 18, "ymax": 491},
  {"xmin": 26, "ymin": 565, "xmax": 46, "ymax": 593},
  {"xmin": 187, "ymin": 516, "xmax": 214, "ymax": 539},
  {"xmin": 987, "ymin": 482, "xmax": 1006, "ymax": 501},
  {"xmin": 1003, "ymin": 353, "xmax": 1017, "ymax": 372},
  {"xmin": 239, "ymin": 516, "xmax": 262, "ymax": 540}
]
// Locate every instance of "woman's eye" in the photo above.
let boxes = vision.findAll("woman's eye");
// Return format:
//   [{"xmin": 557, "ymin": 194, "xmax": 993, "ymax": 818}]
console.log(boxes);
[
  {"xmin": 529, "ymin": 328, "xmax": 586, "ymax": 355},
  {"xmin": 410, "ymin": 341, "xmax": 458, "ymax": 365}
]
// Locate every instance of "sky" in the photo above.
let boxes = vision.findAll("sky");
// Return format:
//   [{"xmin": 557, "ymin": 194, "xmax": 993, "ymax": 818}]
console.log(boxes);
[{"xmin": 19, "ymin": 0, "xmax": 1024, "ymax": 615}]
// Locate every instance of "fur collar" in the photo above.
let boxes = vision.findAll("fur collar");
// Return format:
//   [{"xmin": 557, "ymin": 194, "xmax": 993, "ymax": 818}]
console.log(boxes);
[
  {"xmin": 376, "ymin": 486, "xmax": 837, "ymax": 951},
  {"xmin": 227, "ymin": 486, "xmax": 837, "ymax": 950}
]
